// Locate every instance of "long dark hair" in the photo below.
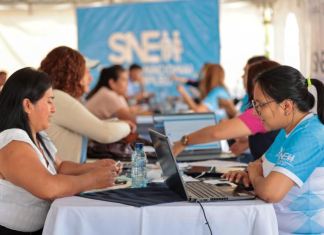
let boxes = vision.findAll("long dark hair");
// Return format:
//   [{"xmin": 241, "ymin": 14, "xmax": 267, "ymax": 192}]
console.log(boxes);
[
  {"xmin": 86, "ymin": 65, "xmax": 125, "ymax": 100},
  {"xmin": 255, "ymin": 65, "xmax": 324, "ymax": 124},
  {"xmin": 0, "ymin": 67, "xmax": 52, "ymax": 145}
]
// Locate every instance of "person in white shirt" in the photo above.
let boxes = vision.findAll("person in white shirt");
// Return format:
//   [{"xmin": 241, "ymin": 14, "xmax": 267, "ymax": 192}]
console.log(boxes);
[
  {"xmin": 0, "ymin": 68, "xmax": 120, "ymax": 234},
  {"xmin": 39, "ymin": 46, "xmax": 132, "ymax": 163}
]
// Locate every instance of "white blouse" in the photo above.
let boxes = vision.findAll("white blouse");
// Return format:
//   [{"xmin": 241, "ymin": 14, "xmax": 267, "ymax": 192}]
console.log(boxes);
[{"xmin": 0, "ymin": 128, "xmax": 57, "ymax": 232}]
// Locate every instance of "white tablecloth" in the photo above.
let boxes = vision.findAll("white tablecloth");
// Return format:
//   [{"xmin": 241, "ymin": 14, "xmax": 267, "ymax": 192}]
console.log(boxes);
[{"xmin": 43, "ymin": 196, "xmax": 278, "ymax": 235}]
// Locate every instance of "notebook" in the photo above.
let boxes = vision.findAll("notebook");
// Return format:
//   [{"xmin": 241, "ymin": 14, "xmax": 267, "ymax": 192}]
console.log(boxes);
[
  {"xmin": 153, "ymin": 112, "xmax": 231, "ymax": 161},
  {"xmin": 149, "ymin": 129, "xmax": 255, "ymax": 202}
]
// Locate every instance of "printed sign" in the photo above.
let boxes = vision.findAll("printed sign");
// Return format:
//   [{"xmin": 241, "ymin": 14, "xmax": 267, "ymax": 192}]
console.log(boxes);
[{"xmin": 77, "ymin": 0, "xmax": 220, "ymax": 97}]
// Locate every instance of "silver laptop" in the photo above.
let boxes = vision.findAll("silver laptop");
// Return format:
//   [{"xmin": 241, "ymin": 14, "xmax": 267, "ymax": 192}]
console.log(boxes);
[
  {"xmin": 149, "ymin": 129, "xmax": 255, "ymax": 202},
  {"xmin": 153, "ymin": 113, "xmax": 230, "ymax": 161}
]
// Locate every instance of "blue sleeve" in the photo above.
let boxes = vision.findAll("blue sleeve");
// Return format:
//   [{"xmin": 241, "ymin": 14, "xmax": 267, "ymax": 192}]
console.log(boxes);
[
  {"xmin": 240, "ymin": 94, "xmax": 250, "ymax": 112},
  {"xmin": 273, "ymin": 133, "xmax": 324, "ymax": 186},
  {"xmin": 202, "ymin": 87, "xmax": 230, "ymax": 111}
]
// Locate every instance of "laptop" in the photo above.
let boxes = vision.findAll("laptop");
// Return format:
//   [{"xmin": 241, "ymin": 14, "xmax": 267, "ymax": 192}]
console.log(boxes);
[
  {"xmin": 153, "ymin": 112, "xmax": 231, "ymax": 161},
  {"xmin": 136, "ymin": 115, "xmax": 154, "ymax": 140},
  {"xmin": 149, "ymin": 129, "xmax": 255, "ymax": 202}
]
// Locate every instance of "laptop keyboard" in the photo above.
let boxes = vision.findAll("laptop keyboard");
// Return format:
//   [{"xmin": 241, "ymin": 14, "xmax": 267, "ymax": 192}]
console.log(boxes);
[{"xmin": 185, "ymin": 181, "xmax": 228, "ymax": 200}]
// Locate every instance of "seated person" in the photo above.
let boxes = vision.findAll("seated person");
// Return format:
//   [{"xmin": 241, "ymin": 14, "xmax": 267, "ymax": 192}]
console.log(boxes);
[
  {"xmin": 39, "ymin": 46, "xmax": 132, "ymax": 163},
  {"xmin": 220, "ymin": 55, "xmax": 269, "ymax": 118},
  {"xmin": 239, "ymin": 55, "xmax": 268, "ymax": 112},
  {"xmin": 173, "ymin": 60, "xmax": 280, "ymax": 161},
  {"xmin": 177, "ymin": 64, "xmax": 233, "ymax": 119},
  {"xmin": 224, "ymin": 66, "xmax": 324, "ymax": 234},
  {"xmin": 86, "ymin": 65, "xmax": 136, "ymax": 124},
  {"xmin": 127, "ymin": 63, "xmax": 152, "ymax": 104},
  {"xmin": 171, "ymin": 63, "xmax": 211, "ymax": 100},
  {"xmin": 0, "ymin": 68, "xmax": 120, "ymax": 234}
]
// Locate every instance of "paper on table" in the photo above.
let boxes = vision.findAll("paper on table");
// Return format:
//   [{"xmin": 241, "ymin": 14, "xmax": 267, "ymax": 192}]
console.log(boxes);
[
  {"xmin": 143, "ymin": 146, "xmax": 155, "ymax": 152},
  {"xmin": 186, "ymin": 160, "xmax": 247, "ymax": 168},
  {"xmin": 182, "ymin": 175, "xmax": 199, "ymax": 182},
  {"xmin": 215, "ymin": 166, "xmax": 246, "ymax": 174},
  {"xmin": 177, "ymin": 162, "xmax": 190, "ymax": 169}
]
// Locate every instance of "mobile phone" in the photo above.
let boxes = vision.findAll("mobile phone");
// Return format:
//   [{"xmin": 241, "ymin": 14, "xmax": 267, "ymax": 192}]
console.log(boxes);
[{"xmin": 184, "ymin": 166, "xmax": 221, "ymax": 178}]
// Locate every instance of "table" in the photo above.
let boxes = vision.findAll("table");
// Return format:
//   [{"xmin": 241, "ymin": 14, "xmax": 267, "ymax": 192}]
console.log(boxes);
[{"xmin": 43, "ymin": 196, "xmax": 278, "ymax": 235}]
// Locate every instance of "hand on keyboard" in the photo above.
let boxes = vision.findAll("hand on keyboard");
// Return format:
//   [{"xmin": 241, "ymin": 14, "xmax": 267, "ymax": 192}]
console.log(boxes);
[{"xmin": 234, "ymin": 180, "xmax": 254, "ymax": 191}]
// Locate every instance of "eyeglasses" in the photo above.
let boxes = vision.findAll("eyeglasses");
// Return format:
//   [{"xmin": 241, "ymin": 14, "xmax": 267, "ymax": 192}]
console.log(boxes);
[{"xmin": 251, "ymin": 99, "xmax": 275, "ymax": 115}]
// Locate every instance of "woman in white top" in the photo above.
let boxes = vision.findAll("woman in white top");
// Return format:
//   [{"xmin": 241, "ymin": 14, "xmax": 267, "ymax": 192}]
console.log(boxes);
[
  {"xmin": 39, "ymin": 46, "xmax": 132, "ymax": 163},
  {"xmin": 0, "ymin": 68, "xmax": 121, "ymax": 234}
]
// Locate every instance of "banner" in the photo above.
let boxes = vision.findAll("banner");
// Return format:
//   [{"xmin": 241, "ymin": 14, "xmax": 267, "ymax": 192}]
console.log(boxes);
[{"xmin": 77, "ymin": 0, "xmax": 220, "ymax": 96}]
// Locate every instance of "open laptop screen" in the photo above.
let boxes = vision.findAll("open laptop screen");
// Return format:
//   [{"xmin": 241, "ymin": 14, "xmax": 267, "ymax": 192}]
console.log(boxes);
[
  {"xmin": 149, "ymin": 129, "xmax": 188, "ymax": 199},
  {"xmin": 153, "ymin": 113, "xmax": 221, "ymax": 152}
]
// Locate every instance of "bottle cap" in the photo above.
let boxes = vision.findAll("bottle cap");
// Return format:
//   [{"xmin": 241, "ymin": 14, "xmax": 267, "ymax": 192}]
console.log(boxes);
[{"xmin": 135, "ymin": 143, "xmax": 144, "ymax": 150}]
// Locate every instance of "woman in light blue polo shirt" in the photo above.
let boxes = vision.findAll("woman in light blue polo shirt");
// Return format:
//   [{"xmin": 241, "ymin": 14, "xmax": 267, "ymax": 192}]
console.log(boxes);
[
  {"xmin": 224, "ymin": 65, "xmax": 324, "ymax": 234},
  {"xmin": 177, "ymin": 64, "xmax": 232, "ymax": 119}
]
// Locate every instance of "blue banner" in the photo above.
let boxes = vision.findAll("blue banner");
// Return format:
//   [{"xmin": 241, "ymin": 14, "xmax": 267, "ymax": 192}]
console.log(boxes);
[{"xmin": 77, "ymin": 0, "xmax": 220, "ymax": 97}]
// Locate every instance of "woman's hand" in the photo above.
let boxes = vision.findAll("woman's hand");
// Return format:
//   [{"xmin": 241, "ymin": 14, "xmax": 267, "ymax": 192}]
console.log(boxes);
[
  {"xmin": 172, "ymin": 141, "xmax": 186, "ymax": 157},
  {"xmin": 93, "ymin": 159, "xmax": 122, "ymax": 175},
  {"xmin": 124, "ymin": 120, "xmax": 137, "ymax": 133},
  {"xmin": 247, "ymin": 159, "xmax": 263, "ymax": 183},
  {"xmin": 177, "ymin": 85, "xmax": 187, "ymax": 96},
  {"xmin": 93, "ymin": 159, "xmax": 115, "ymax": 168},
  {"xmin": 89, "ymin": 165, "xmax": 118, "ymax": 189},
  {"xmin": 94, "ymin": 159, "xmax": 122, "ymax": 174},
  {"xmin": 222, "ymin": 170, "xmax": 251, "ymax": 187},
  {"xmin": 229, "ymin": 137, "xmax": 249, "ymax": 156}
]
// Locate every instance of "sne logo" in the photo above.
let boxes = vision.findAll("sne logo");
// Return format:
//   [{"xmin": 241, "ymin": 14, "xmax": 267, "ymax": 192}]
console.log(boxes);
[
  {"xmin": 108, "ymin": 30, "xmax": 183, "ymax": 64},
  {"xmin": 276, "ymin": 148, "xmax": 295, "ymax": 167}
]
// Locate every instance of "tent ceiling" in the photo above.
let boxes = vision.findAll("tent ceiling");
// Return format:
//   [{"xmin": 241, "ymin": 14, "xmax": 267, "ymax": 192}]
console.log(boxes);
[
  {"xmin": 0, "ymin": 0, "xmax": 276, "ymax": 4},
  {"xmin": 0, "ymin": 0, "xmax": 110, "ymax": 4}
]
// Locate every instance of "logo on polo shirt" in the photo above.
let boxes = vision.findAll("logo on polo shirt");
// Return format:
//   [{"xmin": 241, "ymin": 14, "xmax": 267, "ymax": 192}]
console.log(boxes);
[{"xmin": 277, "ymin": 147, "xmax": 295, "ymax": 167}]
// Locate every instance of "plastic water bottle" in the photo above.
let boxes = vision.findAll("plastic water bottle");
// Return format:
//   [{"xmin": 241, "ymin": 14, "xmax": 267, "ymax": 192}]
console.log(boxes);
[{"xmin": 131, "ymin": 143, "xmax": 147, "ymax": 188}]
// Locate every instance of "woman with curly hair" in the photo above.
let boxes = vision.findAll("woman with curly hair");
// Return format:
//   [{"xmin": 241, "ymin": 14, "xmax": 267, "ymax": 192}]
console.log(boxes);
[{"xmin": 40, "ymin": 46, "xmax": 131, "ymax": 163}]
